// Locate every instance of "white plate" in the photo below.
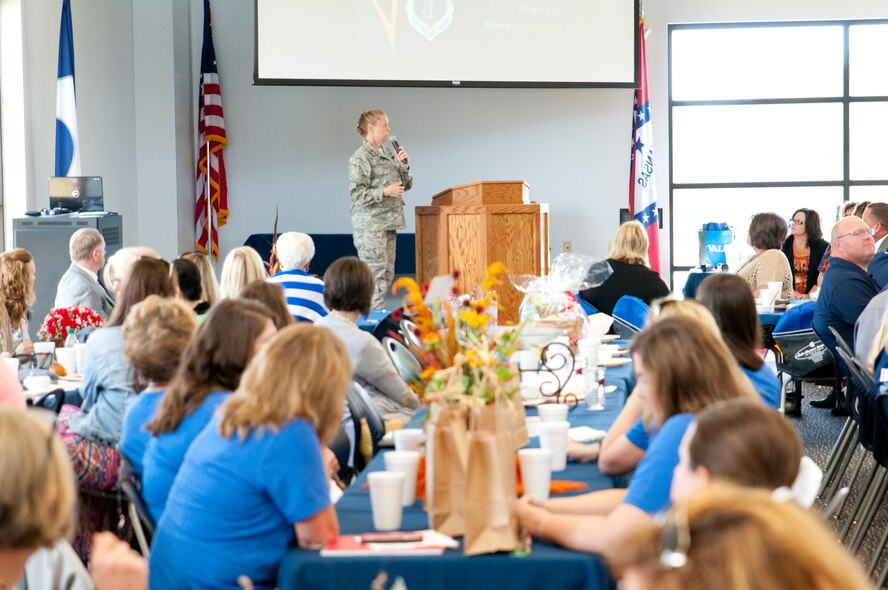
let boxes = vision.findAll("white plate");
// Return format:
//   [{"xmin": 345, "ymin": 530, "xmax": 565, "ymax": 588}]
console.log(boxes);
[
  {"xmin": 599, "ymin": 334, "xmax": 620, "ymax": 342},
  {"xmin": 598, "ymin": 357, "xmax": 632, "ymax": 368}
]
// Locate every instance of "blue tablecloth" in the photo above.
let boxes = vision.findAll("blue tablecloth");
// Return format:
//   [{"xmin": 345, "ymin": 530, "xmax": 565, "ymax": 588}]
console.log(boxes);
[
  {"xmin": 681, "ymin": 270, "xmax": 717, "ymax": 299},
  {"xmin": 278, "ymin": 363, "xmax": 634, "ymax": 590}
]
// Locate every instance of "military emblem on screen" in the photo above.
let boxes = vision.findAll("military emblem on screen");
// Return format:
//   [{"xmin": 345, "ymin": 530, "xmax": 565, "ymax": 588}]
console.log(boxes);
[{"xmin": 407, "ymin": 0, "xmax": 454, "ymax": 42}]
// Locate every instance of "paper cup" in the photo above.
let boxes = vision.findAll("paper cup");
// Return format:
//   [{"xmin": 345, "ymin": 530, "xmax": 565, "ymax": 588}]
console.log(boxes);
[
  {"xmin": 2, "ymin": 356, "xmax": 20, "ymax": 376},
  {"xmin": 518, "ymin": 448, "xmax": 553, "ymax": 500},
  {"xmin": 514, "ymin": 349, "xmax": 539, "ymax": 370},
  {"xmin": 767, "ymin": 281, "xmax": 783, "ymax": 293},
  {"xmin": 539, "ymin": 421, "xmax": 570, "ymax": 472},
  {"xmin": 760, "ymin": 288, "xmax": 779, "ymax": 305},
  {"xmin": 368, "ymin": 471, "xmax": 406, "ymax": 531},
  {"xmin": 33, "ymin": 342, "xmax": 56, "ymax": 370},
  {"xmin": 538, "ymin": 403, "xmax": 569, "ymax": 423},
  {"xmin": 578, "ymin": 338, "xmax": 600, "ymax": 368},
  {"xmin": 74, "ymin": 343, "xmax": 88, "ymax": 374},
  {"xmin": 384, "ymin": 450, "xmax": 421, "ymax": 506},
  {"xmin": 55, "ymin": 348, "xmax": 77, "ymax": 376},
  {"xmin": 393, "ymin": 428, "xmax": 425, "ymax": 453}
]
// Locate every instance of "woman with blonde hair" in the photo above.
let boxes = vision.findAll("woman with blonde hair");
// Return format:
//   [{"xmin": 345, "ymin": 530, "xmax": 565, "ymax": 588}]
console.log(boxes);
[
  {"xmin": 102, "ymin": 246, "xmax": 161, "ymax": 297},
  {"xmin": 515, "ymin": 317, "xmax": 758, "ymax": 555},
  {"xmin": 119, "ymin": 296, "xmax": 199, "ymax": 478},
  {"xmin": 219, "ymin": 246, "xmax": 266, "ymax": 299},
  {"xmin": 149, "ymin": 324, "xmax": 350, "ymax": 588},
  {"xmin": 0, "ymin": 248, "xmax": 36, "ymax": 356},
  {"xmin": 0, "ymin": 408, "xmax": 77, "ymax": 586},
  {"xmin": 607, "ymin": 484, "xmax": 870, "ymax": 590},
  {"xmin": 141, "ymin": 299, "xmax": 277, "ymax": 520},
  {"xmin": 180, "ymin": 250, "xmax": 220, "ymax": 306},
  {"xmin": 579, "ymin": 220, "xmax": 669, "ymax": 315}
]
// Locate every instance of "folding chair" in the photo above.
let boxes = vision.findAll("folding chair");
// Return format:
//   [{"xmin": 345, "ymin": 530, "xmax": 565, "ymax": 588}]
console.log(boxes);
[
  {"xmin": 346, "ymin": 381, "xmax": 386, "ymax": 462},
  {"xmin": 118, "ymin": 453, "xmax": 155, "ymax": 558},
  {"xmin": 382, "ymin": 336, "xmax": 423, "ymax": 383},
  {"xmin": 611, "ymin": 296, "xmax": 648, "ymax": 339}
]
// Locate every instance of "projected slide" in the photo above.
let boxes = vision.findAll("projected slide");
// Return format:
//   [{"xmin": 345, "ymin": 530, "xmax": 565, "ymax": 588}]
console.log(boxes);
[{"xmin": 256, "ymin": 0, "xmax": 636, "ymax": 87}]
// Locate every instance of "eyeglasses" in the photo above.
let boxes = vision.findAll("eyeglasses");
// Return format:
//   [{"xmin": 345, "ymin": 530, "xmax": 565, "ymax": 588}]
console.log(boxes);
[
  {"xmin": 835, "ymin": 227, "xmax": 876, "ymax": 240},
  {"xmin": 657, "ymin": 507, "xmax": 691, "ymax": 570},
  {"xmin": 790, "ymin": 218, "xmax": 806, "ymax": 226}
]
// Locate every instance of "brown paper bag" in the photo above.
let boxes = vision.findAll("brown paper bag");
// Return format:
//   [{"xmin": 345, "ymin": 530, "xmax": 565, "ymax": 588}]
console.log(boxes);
[
  {"xmin": 462, "ymin": 402, "xmax": 520, "ymax": 555},
  {"xmin": 426, "ymin": 403, "xmax": 469, "ymax": 536}
]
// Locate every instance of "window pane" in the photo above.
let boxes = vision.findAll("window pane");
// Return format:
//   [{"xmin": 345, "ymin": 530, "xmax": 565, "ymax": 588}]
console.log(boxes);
[
  {"xmin": 850, "ymin": 102, "xmax": 888, "ymax": 181},
  {"xmin": 850, "ymin": 24, "xmax": 888, "ymax": 97},
  {"xmin": 851, "ymin": 185, "xmax": 888, "ymax": 203},
  {"xmin": 672, "ymin": 104, "xmax": 844, "ymax": 184},
  {"xmin": 671, "ymin": 26, "xmax": 844, "ymax": 101},
  {"xmin": 672, "ymin": 187, "xmax": 842, "ymax": 267}
]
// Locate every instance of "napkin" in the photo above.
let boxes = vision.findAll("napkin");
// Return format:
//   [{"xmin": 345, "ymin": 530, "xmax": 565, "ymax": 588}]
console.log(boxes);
[{"xmin": 568, "ymin": 426, "xmax": 607, "ymax": 443}]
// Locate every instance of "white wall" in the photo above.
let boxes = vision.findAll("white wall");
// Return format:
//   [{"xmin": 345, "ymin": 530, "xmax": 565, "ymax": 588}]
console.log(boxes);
[{"xmin": 4, "ymin": 0, "xmax": 887, "ymax": 270}]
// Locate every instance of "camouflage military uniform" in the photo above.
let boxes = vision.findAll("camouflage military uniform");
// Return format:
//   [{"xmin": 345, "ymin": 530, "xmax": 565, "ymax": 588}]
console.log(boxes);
[{"xmin": 349, "ymin": 139, "xmax": 413, "ymax": 308}]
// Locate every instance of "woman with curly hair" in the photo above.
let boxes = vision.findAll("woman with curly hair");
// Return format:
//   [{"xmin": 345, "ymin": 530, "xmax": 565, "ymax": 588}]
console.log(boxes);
[{"xmin": 0, "ymin": 248, "xmax": 36, "ymax": 356}]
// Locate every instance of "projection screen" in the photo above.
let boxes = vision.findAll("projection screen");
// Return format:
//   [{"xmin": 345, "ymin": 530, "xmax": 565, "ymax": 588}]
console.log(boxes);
[{"xmin": 254, "ymin": 0, "xmax": 638, "ymax": 87}]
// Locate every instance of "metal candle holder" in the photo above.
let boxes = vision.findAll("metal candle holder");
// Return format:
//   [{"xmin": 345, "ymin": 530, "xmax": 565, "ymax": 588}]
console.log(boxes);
[{"xmin": 518, "ymin": 341, "xmax": 579, "ymax": 409}]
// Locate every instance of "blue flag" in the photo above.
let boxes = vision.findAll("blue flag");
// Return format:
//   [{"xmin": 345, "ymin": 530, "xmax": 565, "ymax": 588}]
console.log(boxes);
[{"xmin": 55, "ymin": 0, "xmax": 80, "ymax": 177}]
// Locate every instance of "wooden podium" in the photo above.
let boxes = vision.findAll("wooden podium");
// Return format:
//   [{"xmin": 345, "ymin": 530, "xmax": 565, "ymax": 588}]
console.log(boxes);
[{"xmin": 415, "ymin": 180, "xmax": 550, "ymax": 324}]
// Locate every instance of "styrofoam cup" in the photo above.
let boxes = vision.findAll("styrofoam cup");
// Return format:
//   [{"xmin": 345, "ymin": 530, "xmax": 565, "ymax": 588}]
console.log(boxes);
[
  {"xmin": 393, "ymin": 428, "xmax": 425, "ymax": 453},
  {"xmin": 384, "ymin": 450, "xmax": 420, "ymax": 506},
  {"xmin": 74, "ymin": 343, "xmax": 88, "ymax": 374},
  {"xmin": 55, "ymin": 347, "xmax": 77, "ymax": 376},
  {"xmin": 539, "ymin": 421, "xmax": 570, "ymax": 472},
  {"xmin": 537, "ymin": 403, "xmax": 569, "ymax": 423},
  {"xmin": 518, "ymin": 448, "xmax": 553, "ymax": 500},
  {"xmin": 368, "ymin": 471, "xmax": 406, "ymax": 531},
  {"xmin": 767, "ymin": 281, "xmax": 783, "ymax": 293},
  {"xmin": 514, "ymin": 349, "xmax": 539, "ymax": 370}
]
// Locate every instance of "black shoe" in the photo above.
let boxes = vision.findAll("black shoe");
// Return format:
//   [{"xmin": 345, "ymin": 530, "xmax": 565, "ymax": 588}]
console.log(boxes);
[{"xmin": 810, "ymin": 393, "xmax": 836, "ymax": 408}]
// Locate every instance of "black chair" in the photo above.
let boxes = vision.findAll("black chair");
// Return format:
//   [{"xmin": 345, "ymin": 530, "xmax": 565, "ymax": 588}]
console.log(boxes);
[
  {"xmin": 328, "ymin": 424, "xmax": 356, "ymax": 485},
  {"xmin": 118, "ymin": 453, "xmax": 155, "ymax": 558},
  {"xmin": 31, "ymin": 388, "xmax": 66, "ymax": 414},
  {"xmin": 772, "ymin": 327, "xmax": 841, "ymax": 416},
  {"xmin": 346, "ymin": 381, "xmax": 386, "ymax": 461}
]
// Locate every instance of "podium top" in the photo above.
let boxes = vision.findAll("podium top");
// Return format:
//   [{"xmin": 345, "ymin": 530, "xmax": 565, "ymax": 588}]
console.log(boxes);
[{"xmin": 430, "ymin": 180, "xmax": 529, "ymax": 207}]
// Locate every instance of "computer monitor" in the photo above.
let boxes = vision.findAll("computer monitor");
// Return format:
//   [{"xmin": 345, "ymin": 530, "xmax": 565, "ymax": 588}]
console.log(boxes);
[{"xmin": 48, "ymin": 176, "xmax": 104, "ymax": 212}]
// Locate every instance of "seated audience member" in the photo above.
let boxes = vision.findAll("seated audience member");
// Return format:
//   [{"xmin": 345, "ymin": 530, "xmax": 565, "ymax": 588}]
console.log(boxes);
[
  {"xmin": 171, "ymin": 258, "xmax": 209, "ymax": 317},
  {"xmin": 119, "ymin": 296, "xmax": 198, "ymax": 479},
  {"xmin": 180, "ymin": 250, "xmax": 220, "ymax": 306},
  {"xmin": 219, "ymin": 246, "xmax": 266, "ymax": 299},
  {"xmin": 608, "ymin": 485, "xmax": 871, "ymax": 590},
  {"xmin": 864, "ymin": 202, "xmax": 888, "ymax": 287},
  {"xmin": 103, "ymin": 246, "xmax": 161, "ymax": 298},
  {"xmin": 855, "ymin": 284, "xmax": 888, "ymax": 365},
  {"xmin": 141, "ymin": 299, "xmax": 277, "ymax": 521},
  {"xmin": 266, "ymin": 231, "xmax": 328, "ymax": 322},
  {"xmin": 812, "ymin": 215, "xmax": 879, "ymax": 409},
  {"xmin": 670, "ymin": 399, "xmax": 818, "ymax": 506},
  {"xmin": 514, "ymin": 317, "xmax": 758, "ymax": 554},
  {"xmin": 696, "ymin": 273, "xmax": 781, "ymax": 408},
  {"xmin": 781, "ymin": 208, "xmax": 829, "ymax": 299},
  {"xmin": 579, "ymin": 221, "xmax": 669, "ymax": 316},
  {"xmin": 841, "ymin": 201, "xmax": 859, "ymax": 218},
  {"xmin": 0, "ymin": 408, "xmax": 79, "ymax": 588},
  {"xmin": 316, "ymin": 257, "xmax": 420, "ymax": 421},
  {"xmin": 240, "ymin": 281, "xmax": 294, "ymax": 329},
  {"xmin": 149, "ymin": 325, "xmax": 348, "ymax": 588},
  {"xmin": 55, "ymin": 258, "xmax": 175, "ymax": 490},
  {"xmin": 0, "ymin": 249, "xmax": 36, "ymax": 356},
  {"xmin": 54, "ymin": 228, "xmax": 114, "ymax": 319},
  {"xmin": 736, "ymin": 212, "xmax": 792, "ymax": 299}
]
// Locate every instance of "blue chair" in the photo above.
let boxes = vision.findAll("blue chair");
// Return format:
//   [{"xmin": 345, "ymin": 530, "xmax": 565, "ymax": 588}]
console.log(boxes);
[{"xmin": 612, "ymin": 296, "xmax": 649, "ymax": 338}]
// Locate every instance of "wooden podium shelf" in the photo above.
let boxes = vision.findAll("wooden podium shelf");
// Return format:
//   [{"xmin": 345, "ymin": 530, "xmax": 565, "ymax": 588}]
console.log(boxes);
[{"xmin": 415, "ymin": 181, "xmax": 549, "ymax": 324}]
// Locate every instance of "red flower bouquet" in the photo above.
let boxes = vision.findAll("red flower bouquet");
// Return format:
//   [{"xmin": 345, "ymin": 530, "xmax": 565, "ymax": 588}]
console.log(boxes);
[{"xmin": 39, "ymin": 306, "xmax": 105, "ymax": 347}]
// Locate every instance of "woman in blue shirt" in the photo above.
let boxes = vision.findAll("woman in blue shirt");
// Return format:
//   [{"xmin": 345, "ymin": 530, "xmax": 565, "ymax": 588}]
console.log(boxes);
[
  {"xmin": 119, "ymin": 296, "xmax": 198, "ymax": 480},
  {"xmin": 515, "ymin": 317, "xmax": 759, "ymax": 554},
  {"xmin": 141, "ymin": 298, "xmax": 277, "ymax": 521},
  {"xmin": 149, "ymin": 324, "xmax": 350, "ymax": 589}
]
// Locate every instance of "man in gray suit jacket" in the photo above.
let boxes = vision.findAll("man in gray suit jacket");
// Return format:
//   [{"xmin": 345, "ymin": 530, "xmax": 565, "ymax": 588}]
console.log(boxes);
[{"xmin": 54, "ymin": 228, "xmax": 114, "ymax": 320}]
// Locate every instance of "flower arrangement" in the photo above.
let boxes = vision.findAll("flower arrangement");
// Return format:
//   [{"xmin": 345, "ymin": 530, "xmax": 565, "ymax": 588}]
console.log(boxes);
[
  {"xmin": 39, "ymin": 306, "xmax": 105, "ymax": 346},
  {"xmin": 393, "ymin": 262, "xmax": 524, "ymax": 405}
]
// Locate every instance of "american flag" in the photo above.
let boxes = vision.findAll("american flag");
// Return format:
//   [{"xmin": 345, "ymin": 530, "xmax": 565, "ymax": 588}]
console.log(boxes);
[
  {"xmin": 194, "ymin": 0, "xmax": 228, "ymax": 259},
  {"xmin": 628, "ymin": 19, "xmax": 661, "ymax": 274}
]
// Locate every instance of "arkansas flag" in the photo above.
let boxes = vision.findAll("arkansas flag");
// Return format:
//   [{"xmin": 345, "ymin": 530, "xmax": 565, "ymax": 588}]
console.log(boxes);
[{"xmin": 628, "ymin": 20, "xmax": 660, "ymax": 274}]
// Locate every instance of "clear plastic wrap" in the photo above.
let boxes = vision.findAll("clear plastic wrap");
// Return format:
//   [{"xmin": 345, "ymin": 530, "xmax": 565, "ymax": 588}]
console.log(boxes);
[{"xmin": 510, "ymin": 253, "xmax": 611, "ymax": 340}]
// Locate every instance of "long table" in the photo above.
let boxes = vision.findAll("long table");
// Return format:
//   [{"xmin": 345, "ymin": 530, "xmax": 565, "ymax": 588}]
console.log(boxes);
[{"xmin": 278, "ymin": 362, "xmax": 634, "ymax": 590}]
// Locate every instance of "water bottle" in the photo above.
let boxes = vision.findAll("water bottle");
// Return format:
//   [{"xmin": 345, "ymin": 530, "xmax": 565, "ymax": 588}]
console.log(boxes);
[{"xmin": 64, "ymin": 328, "xmax": 78, "ymax": 349}]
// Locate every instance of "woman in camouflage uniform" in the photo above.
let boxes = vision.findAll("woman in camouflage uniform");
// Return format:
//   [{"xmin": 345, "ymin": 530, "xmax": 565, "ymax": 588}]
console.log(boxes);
[{"xmin": 348, "ymin": 109, "xmax": 412, "ymax": 309}]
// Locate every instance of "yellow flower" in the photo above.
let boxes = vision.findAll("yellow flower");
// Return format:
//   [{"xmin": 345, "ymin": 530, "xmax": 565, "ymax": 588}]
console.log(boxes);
[{"xmin": 481, "ymin": 261, "xmax": 508, "ymax": 293}]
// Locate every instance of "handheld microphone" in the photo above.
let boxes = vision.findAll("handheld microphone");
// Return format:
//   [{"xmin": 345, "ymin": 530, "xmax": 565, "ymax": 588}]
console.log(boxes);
[{"xmin": 390, "ymin": 136, "xmax": 401, "ymax": 153}]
